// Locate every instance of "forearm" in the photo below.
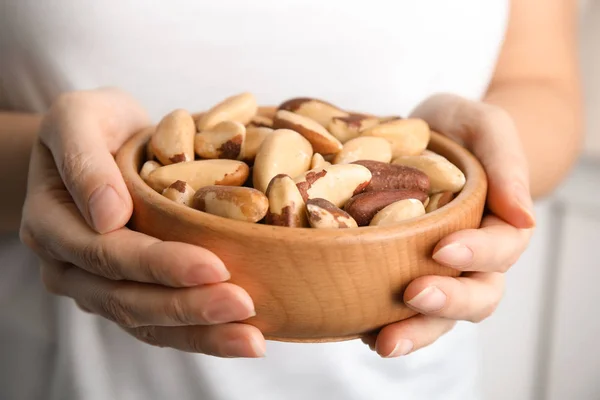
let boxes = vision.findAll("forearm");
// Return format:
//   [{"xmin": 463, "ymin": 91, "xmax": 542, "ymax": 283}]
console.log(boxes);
[
  {"xmin": 0, "ymin": 112, "xmax": 42, "ymax": 234},
  {"xmin": 484, "ymin": 80, "xmax": 583, "ymax": 199}
]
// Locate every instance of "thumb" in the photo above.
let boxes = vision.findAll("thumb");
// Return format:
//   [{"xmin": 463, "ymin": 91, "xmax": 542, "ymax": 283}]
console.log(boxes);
[
  {"xmin": 410, "ymin": 93, "xmax": 536, "ymax": 229},
  {"xmin": 40, "ymin": 88, "xmax": 150, "ymax": 234}
]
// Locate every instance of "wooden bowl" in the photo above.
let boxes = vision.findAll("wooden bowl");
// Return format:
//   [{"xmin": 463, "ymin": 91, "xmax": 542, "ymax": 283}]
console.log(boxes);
[{"xmin": 115, "ymin": 107, "xmax": 488, "ymax": 343}]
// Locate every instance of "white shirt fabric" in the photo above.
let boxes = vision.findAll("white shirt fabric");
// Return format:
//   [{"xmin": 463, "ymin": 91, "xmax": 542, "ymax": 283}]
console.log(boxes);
[{"xmin": 0, "ymin": 1, "xmax": 509, "ymax": 399}]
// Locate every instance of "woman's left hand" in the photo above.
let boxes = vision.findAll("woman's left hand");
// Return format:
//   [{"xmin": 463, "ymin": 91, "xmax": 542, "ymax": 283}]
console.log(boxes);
[{"xmin": 363, "ymin": 93, "xmax": 536, "ymax": 357}]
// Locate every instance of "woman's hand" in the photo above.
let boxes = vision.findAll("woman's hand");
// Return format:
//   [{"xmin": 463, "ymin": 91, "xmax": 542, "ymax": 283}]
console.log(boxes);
[
  {"xmin": 19, "ymin": 88, "xmax": 266, "ymax": 358},
  {"xmin": 363, "ymin": 93, "xmax": 536, "ymax": 357}
]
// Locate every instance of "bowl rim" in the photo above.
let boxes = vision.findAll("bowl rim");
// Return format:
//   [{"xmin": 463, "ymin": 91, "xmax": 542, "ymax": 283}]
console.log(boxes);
[{"xmin": 117, "ymin": 120, "xmax": 487, "ymax": 241}]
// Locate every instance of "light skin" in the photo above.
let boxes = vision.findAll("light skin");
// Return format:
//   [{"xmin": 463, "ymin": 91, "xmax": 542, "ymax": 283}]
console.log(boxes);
[{"xmin": 2, "ymin": 0, "xmax": 582, "ymax": 358}]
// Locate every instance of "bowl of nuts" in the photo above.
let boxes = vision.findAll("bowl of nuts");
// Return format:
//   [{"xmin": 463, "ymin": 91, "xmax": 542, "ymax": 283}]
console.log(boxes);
[{"xmin": 116, "ymin": 92, "xmax": 487, "ymax": 342}]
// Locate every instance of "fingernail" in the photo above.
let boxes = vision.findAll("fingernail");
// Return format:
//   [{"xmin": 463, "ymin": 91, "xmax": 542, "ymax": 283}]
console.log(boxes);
[
  {"xmin": 432, "ymin": 243, "xmax": 473, "ymax": 268},
  {"xmin": 186, "ymin": 263, "xmax": 231, "ymax": 285},
  {"xmin": 89, "ymin": 184, "xmax": 127, "ymax": 233},
  {"xmin": 406, "ymin": 286, "xmax": 446, "ymax": 312},
  {"xmin": 384, "ymin": 339, "xmax": 414, "ymax": 357},
  {"xmin": 249, "ymin": 335, "xmax": 266, "ymax": 357},
  {"xmin": 225, "ymin": 336, "xmax": 265, "ymax": 358},
  {"xmin": 514, "ymin": 183, "xmax": 536, "ymax": 228},
  {"xmin": 204, "ymin": 296, "xmax": 256, "ymax": 324}
]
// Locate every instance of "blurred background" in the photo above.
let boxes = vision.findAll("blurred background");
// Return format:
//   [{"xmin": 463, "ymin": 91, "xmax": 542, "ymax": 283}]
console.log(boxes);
[{"xmin": 478, "ymin": 1, "xmax": 600, "ymax": 399}]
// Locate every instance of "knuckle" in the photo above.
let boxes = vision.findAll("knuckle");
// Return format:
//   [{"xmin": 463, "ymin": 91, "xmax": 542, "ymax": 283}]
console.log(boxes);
[
  {"xmin": 166, "ymin": 294, "xmax": 194, "ymax": 325},
  {"xmin": 470, "ymin": 294, "xmax": 503, "ymax": 323},
  {"xmin": 98, "ymin": 288, "xmax": 136, "ymax": 328},
  {"xmin": 187, "ymin": 331, "xmax": 209, "ymax": 354},
  {"xmin": 467, "ymin": 103, "xmax": 512, "ymax": 141},
  {"xmin": 75, "ymin": 300, "xmax": 92, "ymax": 313},
  {"xmin": 59, "ymin": 151, "xmax": 95, "ymax": 184},
  {"xmin": 482, "ymin": 298, "xmax": 502, "ymax": 320},
  {"xmin": 507, "ymin": 250, "xmax": 523, "ymax": 268},
  {"xmin": 41, "ymin": 91, "xmax": 93, "ymax": 143},
  {"xmin": 443, "ymin": 320, "xmax": 458, "ymax": 335},
  {"xmin": 497, "ymin": 262, "xmax": 513, "ymax": 274},
  {"xmin": 131, "ymin": 326, "xmax": 164, "ymax": 348},
  {"xmin": 479, "ymin": 103, "xmax": 512, "ymax": 128},
  {"xmin": 52, "ymin": 91, "xmax": 94, "ymax": 115},
  {"xmin": 81, "ymin": 238, "xmax": 122, "ymax": 280},
  {"xmin": 137, "ymin": 243, "xmax": 166, "ymax": 285},
  {"xmin": 19, "ymin": 221, "xmax": 41, "ymax": 254}
]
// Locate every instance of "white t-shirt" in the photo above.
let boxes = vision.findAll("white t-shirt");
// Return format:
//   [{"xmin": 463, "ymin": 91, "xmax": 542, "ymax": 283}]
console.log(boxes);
[{"xmin": 0, "ymin": 1, "xmax": 509, "ymax": 399}]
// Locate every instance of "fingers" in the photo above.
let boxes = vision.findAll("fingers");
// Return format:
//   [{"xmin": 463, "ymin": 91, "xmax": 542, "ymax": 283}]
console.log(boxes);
[
  {"xmin": 125, "ymin": 323, "xmax": 266, "ymax": 358},
  {"xmin": 373, "ymin": 315, "xmax": 456, "ymax": 357},
  {"xmin": 360, "ymin": 334, "xmax": 378, "ymax": 351},
  {"xmin": 22, "ymin": 141, "xmax": 226, "ymax": 287},
  {"xmin": 410, "ymin": 93, "xmax": 535, "ymax": 229},
  {"xmin": 41, "ymin": 259, "xmax": 255, "ymax": 328},
  {"xmin": 42, "ymin": 259, "xmax": 264, "ymax": 358},
  {"xmin": 38, "ymin": 88, "xmax": 150, "ymax": 233},
  {"xmin": 403, "ymin": 272, "xmax": 505, "ymax": 322},
  {"xmin": 432, "ymin": 215, "xmax": 534, "ymax": 272}
]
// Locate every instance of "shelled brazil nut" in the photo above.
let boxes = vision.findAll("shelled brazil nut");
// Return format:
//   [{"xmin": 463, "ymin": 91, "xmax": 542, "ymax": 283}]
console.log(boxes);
[{"xmin": 138, "ymin": 92, "xmax": 467, "ymax": 228}]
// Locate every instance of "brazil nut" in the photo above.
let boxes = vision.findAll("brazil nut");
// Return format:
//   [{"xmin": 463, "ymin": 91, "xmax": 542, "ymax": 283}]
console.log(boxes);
[
  {"xmin": 306, "ymin": 198, "xmax": 358, "ymax": 229},
  {"xmin": 369, "ymin": 198, "xmax": 426, "ymax": 226},
  {"xmin": 192, "ymin": 185, "xmax": 269, "ymax": 223},
  {"xmin": 146, "ymin": 159, "xmax": 249, "ymax": 192}
]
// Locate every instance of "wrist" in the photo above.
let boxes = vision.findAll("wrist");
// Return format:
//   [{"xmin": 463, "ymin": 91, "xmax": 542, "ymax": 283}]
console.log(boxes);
[{"xmin": 0, "ymin": 111, "xmax": 43, "ymax": 234}]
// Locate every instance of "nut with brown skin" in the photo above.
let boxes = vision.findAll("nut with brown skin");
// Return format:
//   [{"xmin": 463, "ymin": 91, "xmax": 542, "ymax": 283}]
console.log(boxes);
[
  {"xmin": 278, "ymin": 97, "xmax": 349, "ymax": 128},
  {"xmin": 306, "ymin": 198, "xmax": 358, "ymax": 229},
  {"xmin": 333, "ymin": 136, "xmax": 392, "ymax": 164},
  {"xmin": 162, "ymin": 180, "xmax": 196, "ymax": 206},
  {"xmin": 425, "ymin": 191, "xmax": 454, "ymax": 212},
  {"xmin": 240, "ymin": 126, "xmax": 274, "ymax": 163},
  {"xmin": 194, "ymin": 120, "xmax": 246, "ymax": 160},
  {"xmin": 150, "ymin": 109, "xmax": 196, "ymax": 165},
  {"xmin": 139, "ymin": 160, "xmax": 161, "ymax": 182},
  {"xmin": 310, "ymin": 153, "xmax": 331, "ymax": 169},
  {"xmin": 265, "ymin": 174, "xmax": 308, "ymax": 227},
  {"xmin": 392, "ymin": 153, "xmax": 465, "ymax": 194},
  {"xmin": 273, "ymin": 110, "xmax": 343, "ymax": 155},
  {"xmin": 344, "ymin": 189, "xmax": 429, "ymax": 226},
  {"xmin": 328, "ymin": 113, "xmax": 380, "ymax": 143},
  {"xmin": 351, "ymin": 160, "xmax": 430, "ymax": 193},
  {"xmin": 369, "ymin": 198, "xmax": 426, "ymax": 227},
  {"xmin": 247, "ymin": 115, "xmax": 273, "ymax": 128},
  {"xmin": 192, "ymin": 185, "xmax": 269, "ymax": 223},
  {"xmin": 360, "ymin": 118, "xmax": 431, "ymax": 158},
  {"xmin": 195, "ymin": 92, "xmax": 258, "ymax": 131},
  {"xmin": 253, "ymin": 129, "xmax": 313, "ymax": 193},
  {"xmin": 146, "ymin": 159, "xmax": 249, "ymax": 193},
  {"xmin": 294, "ymin": 164, "xmax": 372, "ymax": 208}
]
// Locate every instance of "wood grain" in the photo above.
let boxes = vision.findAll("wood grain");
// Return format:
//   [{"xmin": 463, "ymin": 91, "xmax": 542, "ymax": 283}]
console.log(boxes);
[{"xmin": 116, "ymin": 107, "xmax": 488, "ymax": 342}]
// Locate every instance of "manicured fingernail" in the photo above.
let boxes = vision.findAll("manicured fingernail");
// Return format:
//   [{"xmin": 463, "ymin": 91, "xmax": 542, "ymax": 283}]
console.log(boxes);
[
  {"xmin": 186, "ymin": 263, "xmax": 231, "ymax": 285},
  {"xmin": 203, "ymin": 295, "xmax": 256, "ymax": 324},
  {"xmin": 514, "ymin": 183, "xmax": 536, "ymax": 228},
  {"xmin": 432, "ymin": 243, "xmax": 473, "ymax": 268},
  {"xmin": 225, "ymin": 336, "xmax": 265, "ymax": 358},
  {"xmin": 406, "ymin": 286, "xmax": 446, "ymax": 312},
  {"xmin": 383, "ymin": 339, "xmax": 413, "ymax": 357},
  {"xmin": 89, "ymin": 184, "xmax": 127, "ymax": 233}
]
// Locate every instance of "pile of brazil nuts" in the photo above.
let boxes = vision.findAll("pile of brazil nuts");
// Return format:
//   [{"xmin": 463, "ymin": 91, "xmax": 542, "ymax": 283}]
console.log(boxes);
[{"xmin": 139, "ymin": 92, "xmax": 466, "ymax": 229}]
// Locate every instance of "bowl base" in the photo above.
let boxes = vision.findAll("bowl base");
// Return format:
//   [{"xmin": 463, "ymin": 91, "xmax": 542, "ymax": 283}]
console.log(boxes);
[{"xmin": 264, "ymin": 334, "xmax": 362, "ymax": 343}]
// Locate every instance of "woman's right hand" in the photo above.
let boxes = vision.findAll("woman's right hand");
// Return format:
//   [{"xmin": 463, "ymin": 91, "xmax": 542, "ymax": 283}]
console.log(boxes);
[{"xmin": 19, "ymin": 88, "xmax": 266, "ymax": 358}]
